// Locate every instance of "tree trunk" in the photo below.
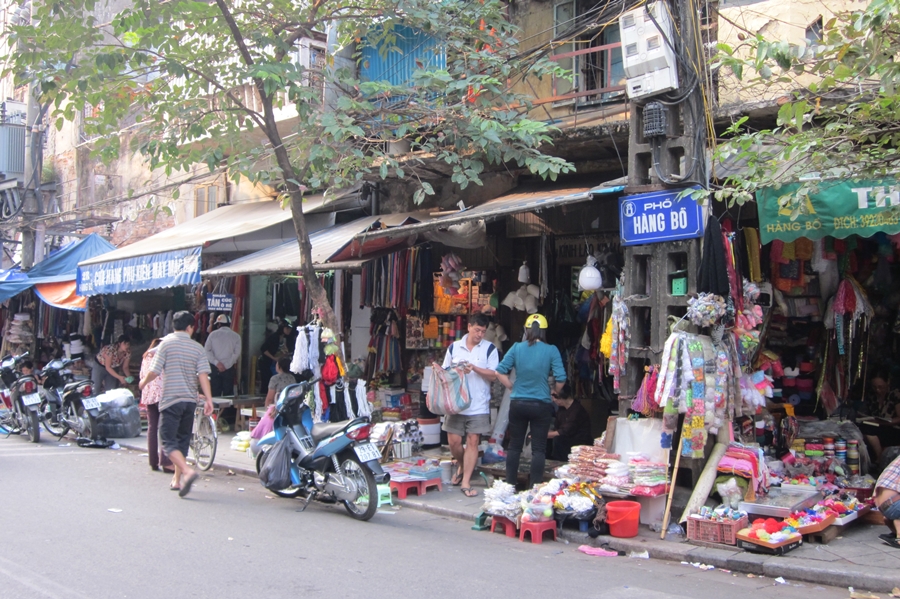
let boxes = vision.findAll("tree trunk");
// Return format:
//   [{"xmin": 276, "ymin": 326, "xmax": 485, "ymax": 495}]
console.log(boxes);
[{"xmin": 678, "ymin": 441, "xmax": 728, "ymax": 524}]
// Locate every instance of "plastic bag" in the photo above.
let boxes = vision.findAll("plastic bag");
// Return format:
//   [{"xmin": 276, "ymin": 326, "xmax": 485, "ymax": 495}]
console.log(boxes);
[
  {"xmin": 424, "ymin": 362, "xmax": 471, "ymax": 415},
  {"xmin": 250, "ymin": 406, "xmax": 275, "ymax": 440},
  {"xmin": 258, "ymin": 437, "xmax": 293, "ymax": 491}
]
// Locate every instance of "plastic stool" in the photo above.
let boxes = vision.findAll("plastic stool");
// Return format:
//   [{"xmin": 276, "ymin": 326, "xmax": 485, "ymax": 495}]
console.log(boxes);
[
  {"xmin": 390, "ymin": 480, "xmax": 421, "ymax": 499},
  {"xmin": 519, "ymin": 519, "xmax": 557, "ymax": 544},
  {"xmin": 490, "ymin": 515, "xmax": 518, "ymax": 538},
  {"xmin": 419, "ymin": 478, "xmax": 443, "ymax": 495},
  {"xmin": 376, "ymin": 484, "xmax": 393, "ymax": 507}
]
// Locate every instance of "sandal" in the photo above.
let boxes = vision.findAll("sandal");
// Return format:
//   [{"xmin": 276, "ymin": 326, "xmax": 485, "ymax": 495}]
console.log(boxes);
[
  {"xmin": 461, "ymin": 487, "xmax": 478, "ymax": 498},
  {"xmin": 451, "ymin": 471, "xmax": 463, "ymax": 486},
  {"xmin": 169, "ymin": 483, "xmax": 181, "ymax": 491},
  {"xmin": 883, "ymin": 536, "xmax": 900, "ymax": 549}
]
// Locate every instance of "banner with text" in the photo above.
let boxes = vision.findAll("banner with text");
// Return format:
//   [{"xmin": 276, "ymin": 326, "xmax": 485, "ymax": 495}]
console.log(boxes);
[
  {"xmin": 758, "ymin": 179, "xmax": 900, "ymax": 244},
  {"xmin": 77, "ymin": 247, "xmax": 202, "ymax": 296}
]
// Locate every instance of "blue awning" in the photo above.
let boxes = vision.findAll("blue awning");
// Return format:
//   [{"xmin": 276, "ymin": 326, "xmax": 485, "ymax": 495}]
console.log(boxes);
[
  {"xmin": 77, "ymin": 247, "xmax": 202, "ymax": 297},
  {"xmin": 0, "ymin": 233, "xmax": 116, "ymax": 305}
]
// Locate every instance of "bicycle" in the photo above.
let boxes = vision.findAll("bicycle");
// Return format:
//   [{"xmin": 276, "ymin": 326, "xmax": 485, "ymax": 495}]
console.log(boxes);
[{"xmin": 190, "ymin": 403, "xmax": 218, "ymax": 471}]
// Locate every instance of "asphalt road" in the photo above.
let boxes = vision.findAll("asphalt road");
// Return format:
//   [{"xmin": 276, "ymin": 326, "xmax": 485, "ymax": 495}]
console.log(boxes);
[{"xmin": 0, "ymin": 440, "xmax": 853, "ymax": 599}]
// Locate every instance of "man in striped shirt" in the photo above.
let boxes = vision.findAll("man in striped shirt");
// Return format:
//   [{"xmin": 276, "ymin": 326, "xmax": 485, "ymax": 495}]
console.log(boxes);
[{"xmin": 140, "ymin": 311, "xmax": 213, "ymax": 497}]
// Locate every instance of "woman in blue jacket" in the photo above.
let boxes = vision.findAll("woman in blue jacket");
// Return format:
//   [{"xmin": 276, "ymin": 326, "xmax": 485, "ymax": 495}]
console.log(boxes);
[{"xmin": 495, "ymin": 314, "xmax": 566, "ymax": 488}]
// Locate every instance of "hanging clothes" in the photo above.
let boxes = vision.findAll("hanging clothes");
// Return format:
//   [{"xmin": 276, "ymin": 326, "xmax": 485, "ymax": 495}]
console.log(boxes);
[{"xmin": 699, "ymin": 215, "xmax": 730, "ymax": 296}]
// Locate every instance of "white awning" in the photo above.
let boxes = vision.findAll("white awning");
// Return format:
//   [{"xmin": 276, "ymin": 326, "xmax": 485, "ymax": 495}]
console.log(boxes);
[
  {"xmin": 201, "ymin": 212, "xmax": 431, "ymax": 276},
  {"xmin": 351, "ymin": 180, "xmax": 626, "ymax": 242}
]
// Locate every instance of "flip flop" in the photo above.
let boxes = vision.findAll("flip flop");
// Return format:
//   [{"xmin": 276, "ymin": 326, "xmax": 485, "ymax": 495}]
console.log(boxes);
[
  {"xmin": 879, "ymin": 532, "xmax": 897, "ymax": 542},
  {"xmin": 461, "ymin": 487, "xmax": 478, "ymax": 498},
  {"xmin": 451, "ymin": 471, "xmax": 463, "ymax": 486},
  {"xmin": 179, "ymin": 473, "xmax": 199, "ymax": 498},
  {"xmin": 169, "ymin": 483, "xmax": 181, "ymax": 491},
  {"xmin": 882, "ymin": 537, "xmax": 900, "ymax": 549}
]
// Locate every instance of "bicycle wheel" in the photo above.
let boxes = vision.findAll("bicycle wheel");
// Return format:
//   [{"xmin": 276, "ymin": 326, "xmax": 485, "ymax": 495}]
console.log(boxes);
[{"xmin": 191, "ymin": 414, "xmax": 217, "ymax": 471}]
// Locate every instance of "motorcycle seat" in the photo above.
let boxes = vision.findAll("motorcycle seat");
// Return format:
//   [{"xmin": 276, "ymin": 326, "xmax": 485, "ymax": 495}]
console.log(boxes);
[
  {"xmin": 310, "ymin": 421, "xmax": 349, "ymax": 442},
  {"xmin": 63, "ymin": 381, "xmax": 82, "ymax": 391}
]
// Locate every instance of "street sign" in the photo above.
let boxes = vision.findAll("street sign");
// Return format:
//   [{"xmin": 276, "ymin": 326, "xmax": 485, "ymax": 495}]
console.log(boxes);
[
  {"xmin": 619, "ymin": 187, "xmax": 705, "ymax": 246},
  {"xmin": 207, "ymin": 293, "xmax": 234, "ymax": 312}
]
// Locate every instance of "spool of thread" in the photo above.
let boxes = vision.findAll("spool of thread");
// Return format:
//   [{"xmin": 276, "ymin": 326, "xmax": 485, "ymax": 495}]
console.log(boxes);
[
  {"xmin": 822, "ymin": 437, "xmax": 834, "ymax": 445},
  {"xmin": 835, "ymin": 439, "xmax": 847, "ymax": 451}
]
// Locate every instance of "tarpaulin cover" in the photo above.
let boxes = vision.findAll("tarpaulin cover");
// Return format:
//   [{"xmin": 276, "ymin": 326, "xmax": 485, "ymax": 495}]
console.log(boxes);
[
  {"xmin": 35, "ymin": 280, "xmax": 87, "ymax": 311},
  {"xmin": 0, "ymin": 233, "xmax": 116, "ymax": 305}
]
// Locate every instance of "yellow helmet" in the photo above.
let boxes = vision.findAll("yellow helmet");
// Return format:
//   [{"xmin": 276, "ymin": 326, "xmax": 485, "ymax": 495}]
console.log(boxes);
[{"xmin": 525, "ymin": 314, "xmax": 548, "ymax": 329}]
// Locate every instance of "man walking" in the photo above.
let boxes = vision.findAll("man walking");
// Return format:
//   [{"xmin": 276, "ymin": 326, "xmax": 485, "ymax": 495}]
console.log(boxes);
[
  {"xmin": 139, "ymin": 311, "xmax": 213, "ymax": 498},
  {"xmin": 441, "ymin": 314, "xmax": 498, "ymax": 498},
  {"xmin": 204, "ymin": 314, "xmax": 241, "ymax": 396}
]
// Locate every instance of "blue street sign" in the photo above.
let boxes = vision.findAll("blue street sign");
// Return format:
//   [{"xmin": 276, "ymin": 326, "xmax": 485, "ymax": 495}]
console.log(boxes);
[
  {"xmin": 619, "ymin": 187, "xmax": 705, "ymax": 246},
  {"xmin": 207, "ymin": 293, "xmax": 234, "ymax": 312}
]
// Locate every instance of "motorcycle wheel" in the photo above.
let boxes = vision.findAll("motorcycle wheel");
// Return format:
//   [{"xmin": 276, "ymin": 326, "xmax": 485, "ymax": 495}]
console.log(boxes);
[
  {"xmin": 21, "ymin": 401, "xmax": 40, "ymax": 443},
  {"xmin": 255, "ymin": 447, "xmax": 304, "ymax": 498},
  {"xmin": 339, "ymin": 454, "xmax": 378, "ymax": 522},
  {"xmin": 40, "ymin": 400, "xmax": 67, "ymax": 437}
]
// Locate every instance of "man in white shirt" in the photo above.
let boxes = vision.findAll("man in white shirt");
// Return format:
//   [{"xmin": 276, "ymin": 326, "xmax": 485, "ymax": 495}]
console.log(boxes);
[
  {"xmin": 441, "ymin": 313, "xmax": 498, "ymax": 498},
  {"xmin": 204, "ymin": 314, "xmax": 241, "ymax": 397}
]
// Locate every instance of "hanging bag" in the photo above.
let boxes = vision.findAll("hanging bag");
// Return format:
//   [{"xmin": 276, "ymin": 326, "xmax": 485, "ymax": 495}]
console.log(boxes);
[
  {"xmin": 425, "ymin": 362, "xmax": 472, "ymax": 415},
  {"xmin": 258, "ymin": 436, "xmax": 293, "ymax": 491}
]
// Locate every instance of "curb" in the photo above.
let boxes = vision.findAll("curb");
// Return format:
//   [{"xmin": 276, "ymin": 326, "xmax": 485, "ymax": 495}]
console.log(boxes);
[
  {"xmin": 116, "ymin": 441, "xmax": 258, "ymax": 479},
  {"xmin": 387, "ymin": 498, "xmax": 900, "ymax": 593},
  {"xmin": 115, "ymin": 443, "xmax": 898, "ymax": 593}
]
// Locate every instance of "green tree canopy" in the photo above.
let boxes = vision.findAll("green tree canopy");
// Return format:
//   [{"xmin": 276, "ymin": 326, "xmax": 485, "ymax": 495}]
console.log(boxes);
[
  {"xmin": 6, "ymin": 0, "xmax": 573, "ymax": 331},
  {"xmin": 711, "ymin": 0, "xmax": 900, "ymax": 215}
]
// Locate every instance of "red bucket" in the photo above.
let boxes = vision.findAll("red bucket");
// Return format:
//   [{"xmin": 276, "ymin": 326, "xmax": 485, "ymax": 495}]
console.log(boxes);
[{"xmin": 606, "ymin": 501, "xmax": 641, "ymax": 538}]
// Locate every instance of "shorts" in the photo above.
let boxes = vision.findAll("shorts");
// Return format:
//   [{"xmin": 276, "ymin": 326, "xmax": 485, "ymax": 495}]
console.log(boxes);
[
  {"xmin": 880, "ymin": 498, "xmax": 900, "ymax": 521},
  {"xmin": 443, "ymin": 413, "xmax": 491, "ymax": 437},
  {"xmin": 159, "ymin": 401, "xmax": 196, "ymax": 457}
]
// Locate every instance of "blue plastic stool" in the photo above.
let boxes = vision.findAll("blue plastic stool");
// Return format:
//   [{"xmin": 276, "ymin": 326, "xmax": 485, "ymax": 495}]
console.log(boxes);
[{"xmin": 376, "ymin": 484, "xmax": 393, "ymax": 507}]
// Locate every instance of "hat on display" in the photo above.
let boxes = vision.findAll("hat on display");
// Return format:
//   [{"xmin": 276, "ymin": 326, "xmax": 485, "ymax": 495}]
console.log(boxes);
[
  {"xmin": 214, "ymin": 314, "xmax": 230, "ymax": 325},
  {"xmin": 578, "ymin": 255, "xmax": 603, "ymax": 291},
  {"xmin": 524, "ymin": 295, "xmax": 538, "ymax": 314},
  {"xmin": 525, "ymin": 313, "xmax": 548, "ymax": 329}
]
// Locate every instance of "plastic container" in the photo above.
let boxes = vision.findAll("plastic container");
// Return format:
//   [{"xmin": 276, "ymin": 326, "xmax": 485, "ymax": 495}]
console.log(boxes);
[
  {"xmin": 606, "ymin": 501, "xmax": 641, "ymax": 538},
  {"xmin": 686, "ymin": 515, "xmax": 749, "ymax": 545}
]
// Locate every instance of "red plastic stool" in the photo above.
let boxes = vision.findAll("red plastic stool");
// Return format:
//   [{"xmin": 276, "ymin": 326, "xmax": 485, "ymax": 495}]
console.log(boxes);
[
  {"xmin": 519, "ymin": 519, "xmax": 557, "ymax": 544},
  {"xmin": 418, "ymin": 478, "xmax": 443, "ymax": 495},
  {"xmin": 390, "ymin": 480, "xmax": 422, "ymax": 499},
  {"xmin": 490, "ymin": 515, "xmax": 518, "ymax": 538}
]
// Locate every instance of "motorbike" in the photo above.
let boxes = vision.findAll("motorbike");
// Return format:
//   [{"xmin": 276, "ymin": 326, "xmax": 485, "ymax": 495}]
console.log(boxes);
[
  {"xmin": 37, "ymin": 359, "xmax": 98, "ymax": 440},
  {"xmin": 0, "ymin": 352, "xmax": 41, "ymax": 443},
  {"xmin": 255, "ymin": 380, "xmax": 389, "ymax": 521}
]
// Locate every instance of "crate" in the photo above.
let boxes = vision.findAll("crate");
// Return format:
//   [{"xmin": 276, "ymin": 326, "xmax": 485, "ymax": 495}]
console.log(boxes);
[
  {"xmin": 686, "ymin": 515, "xmax": 748, "ymax": 545},
  {"xmin": 736, "ymin": 537, "xmax": 802, "ymax": 555}
]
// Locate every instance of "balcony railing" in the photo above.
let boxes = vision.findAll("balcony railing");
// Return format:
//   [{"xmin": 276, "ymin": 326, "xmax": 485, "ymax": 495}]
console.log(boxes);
[{"xmin": 542, "ymin": 41, "xmax": 625, "ymax": 107}]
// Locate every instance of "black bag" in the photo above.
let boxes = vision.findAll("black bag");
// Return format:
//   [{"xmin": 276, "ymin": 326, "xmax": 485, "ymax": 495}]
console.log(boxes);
[{"xmin": 258, "ymin": 437, "xmax": 293, "ymax": 490}]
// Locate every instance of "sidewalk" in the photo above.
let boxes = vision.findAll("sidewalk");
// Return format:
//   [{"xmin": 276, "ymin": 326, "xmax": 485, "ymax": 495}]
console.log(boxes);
[{"xmin": 115, "ymin": 432, "xmax": 900, "ymax": 593}]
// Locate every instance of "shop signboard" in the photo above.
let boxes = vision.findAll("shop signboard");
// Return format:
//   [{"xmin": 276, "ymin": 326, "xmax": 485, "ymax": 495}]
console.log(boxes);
[
  {"xmin": 758, "ymin": 178, "xmax": 900, "ymax": 244},
  {"xmin": 207, "ymin": 293, "xmax": 234, "ymax": 312},
  {"xmin": 76, "ymin": 246, "xmax": 202, "ymax": 296},
  {"xmin": 618, "ymin": 187, "xmax": 705, "ymax": 246}
]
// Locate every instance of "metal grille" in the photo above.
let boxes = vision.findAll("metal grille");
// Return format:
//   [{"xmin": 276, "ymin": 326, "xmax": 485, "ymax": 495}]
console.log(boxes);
[{"xmin": 642, "ymin": 101, "xmax": 667, "ymax": 138}]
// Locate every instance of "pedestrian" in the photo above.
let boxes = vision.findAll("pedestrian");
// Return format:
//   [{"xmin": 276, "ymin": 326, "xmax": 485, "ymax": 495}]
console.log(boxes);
[
  {"xmin": 441, "ymin": 314, "xmax": 498, "ymax": 498},
  {"xmin": 548, "ymin": 383, "xmax": 593, "ymax": 461},
  {"xmin": 204, "ymin": 314, "xmax": 241, "ymax": 397},
  {"xmin": 92, "ymin": 335, "xmax": 132, "ymax": 394},
  {"xmin": 139, "ymin": 338, "xmax": 174, "ymax": 473},
  {"xmin": 265, "ymin": 356, "xmax": 297, "ymax": 408},
  {"xmin": 139, "ymin": 311, "xmax": 213, "ymax": 498},
  {"xmin": 875, "ymin": 454, "xmax": 900, "ymax": 548},
  {"xmin": 495, "ymin": 314, "xmax": 566, "ymax": 489},
  {"xmin": 259, "ymin": 320, "xmax": 291, "ymax": 392}
]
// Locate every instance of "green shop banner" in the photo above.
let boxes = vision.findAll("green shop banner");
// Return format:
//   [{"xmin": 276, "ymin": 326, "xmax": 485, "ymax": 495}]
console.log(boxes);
[{"xmin": 758, "ymin": 178, "xmax": 900, "ymax": 244}]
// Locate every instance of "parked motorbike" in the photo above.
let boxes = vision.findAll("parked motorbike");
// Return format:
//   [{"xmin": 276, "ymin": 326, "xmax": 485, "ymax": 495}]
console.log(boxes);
[
  {"xmin": 37, "ymin": 359, "xmax": 98, "ymax": 440},
  {"xmin": 0, "ymin": 352, "xmax": 41, "ymax": 442},
  {"xmin": 255, "ymin": 381, "xmax": 389, "ymax": 521}
]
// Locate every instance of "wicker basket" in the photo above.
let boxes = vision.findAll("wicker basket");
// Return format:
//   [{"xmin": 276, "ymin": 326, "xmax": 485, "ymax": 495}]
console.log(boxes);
[{"xmin": 687, "ymin": 515, "xmax": 749, "ymax": 545}]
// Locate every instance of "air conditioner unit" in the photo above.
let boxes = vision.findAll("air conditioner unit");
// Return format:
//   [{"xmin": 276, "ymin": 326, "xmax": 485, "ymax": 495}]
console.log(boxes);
[{"xmin": 618, "ymin": 2, "xmax": 679, "ymax": 99}]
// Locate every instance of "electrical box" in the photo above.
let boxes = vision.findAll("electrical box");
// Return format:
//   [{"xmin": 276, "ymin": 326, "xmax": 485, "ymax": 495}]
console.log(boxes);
[{"xmin": 618, "ymin": 2, "xmax": 679, "ymax": 99}]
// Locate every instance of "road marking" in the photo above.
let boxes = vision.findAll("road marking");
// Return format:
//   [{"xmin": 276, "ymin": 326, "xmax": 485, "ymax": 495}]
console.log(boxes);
[{"xmin": 0, "ymin": 554, "xmax": 94, "ymax": 599}]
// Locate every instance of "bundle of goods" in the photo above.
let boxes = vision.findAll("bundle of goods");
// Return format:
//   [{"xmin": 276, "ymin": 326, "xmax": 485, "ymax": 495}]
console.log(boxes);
[
  {"xmin": 738, "ymin": 518, "xmax": 802, "ymax": 544},
  {"xmin": 482, "ymin": 481, "xmax": 522, "ymax": 521},
  {"xmin": 628, "ymin": 456, "xmax": 668, "ymax": 496},
  {"xmin": 231, "ymin": 431, "xmax": 252, "ymax": 453},
  {"xmin": 717, "ymin": 443, "xmax": 769, "ymax": 496},
  {"xmin": 521, "ymin": 479, "xmax": 568, "ymax": 523},
  {"xmin": 567, "ymin": 445, "xmax": 624, "ymax": 481}
]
